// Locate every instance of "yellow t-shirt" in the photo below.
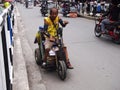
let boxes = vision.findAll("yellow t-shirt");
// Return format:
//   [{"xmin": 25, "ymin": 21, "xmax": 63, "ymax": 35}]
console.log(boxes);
[{"xmin": 44, "ymin": 16, "xmax": 59, "ymax": 37}]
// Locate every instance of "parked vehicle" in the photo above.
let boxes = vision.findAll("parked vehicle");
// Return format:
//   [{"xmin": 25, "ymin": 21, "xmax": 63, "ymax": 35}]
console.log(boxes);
[
  {"xmin": 34, "ymin": 26, "xmax": 67, "ymax": 80},
  {"xmin": 94, "ymin": 16, "xmax": 120, "ymax": 44}
]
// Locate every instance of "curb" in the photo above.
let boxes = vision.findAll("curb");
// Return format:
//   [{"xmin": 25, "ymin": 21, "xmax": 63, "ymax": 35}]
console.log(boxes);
[
  {"xmin": 80, "ymin": 14, "xmax": 96, "ymax": 20},
  {"xmin": 13, "ymin": 6, "xmax": 29, "ymax": 90}
]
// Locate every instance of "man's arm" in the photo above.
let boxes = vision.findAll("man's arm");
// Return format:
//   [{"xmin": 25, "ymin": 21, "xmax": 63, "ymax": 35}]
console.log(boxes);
[
  {"xmin": 44, "ymin": 24, "xmax": 48, "ymax": 31},
  {"xmin": 59, "ymin": 19, "xmax": 68, "ymax": 27},
  {"xmin": 44, "ymin": 19, "xmax": 50, "ymax": 37},
  {"xmin": 44, "ymin": 19, "xmax": 48, "ymax": 31}
]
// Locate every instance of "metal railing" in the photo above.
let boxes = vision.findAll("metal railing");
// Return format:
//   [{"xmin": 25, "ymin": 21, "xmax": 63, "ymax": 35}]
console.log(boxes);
[{"xmin": 0, "ymin": 4, "xmax": 14, "ymax": 90}]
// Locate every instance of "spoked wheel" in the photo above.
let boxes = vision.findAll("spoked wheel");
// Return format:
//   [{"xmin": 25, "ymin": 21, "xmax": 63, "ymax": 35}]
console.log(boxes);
[
  {"xmin": 57, "ymin": 61, "xmax": 67, "ymax": 80},
  {"xmin": 94, "ymin": 24, "xmax": 102, "ymax": 37},
  {"xmin": 35, "ymin": 48, "xmax": 42, "ymax": 65}
]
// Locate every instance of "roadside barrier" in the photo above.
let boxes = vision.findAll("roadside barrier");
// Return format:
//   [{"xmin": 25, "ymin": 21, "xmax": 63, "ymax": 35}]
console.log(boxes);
[{"xmin": 0, "ymin": 4, "xmax": 14, "ymax": 90}]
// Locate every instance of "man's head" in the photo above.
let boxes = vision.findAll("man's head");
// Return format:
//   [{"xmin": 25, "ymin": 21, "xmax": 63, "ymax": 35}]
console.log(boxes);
[{"xmin": 50, "ymin": 7, "xmax": 58, "ymax": 21}]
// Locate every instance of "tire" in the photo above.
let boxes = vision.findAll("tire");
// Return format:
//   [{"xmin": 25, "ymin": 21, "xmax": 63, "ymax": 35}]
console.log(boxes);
[
  {"xmin": 112, "ymin": 29, "xmax": 120, "ymax": 44},
  {"xmin": 43, "ymin": 13, "xmax": 46, "ymax": 17},
  {"xmin": 57, "ymin": 61, "xmax": 67, "ymax": 80},
  {"xmin": 40, "ymin": 9, "xmax": 42, "ymax": 13},
  {"xmin": 34, "ymin": 1, "xmax": 36, "ymax": 6},
  {"xmin": 26, "ymin": 2, "xmax": 28, "ymax": 8},
  {"xmin": 94, "ymin": 24, "xmax": 102, "ymax": 37},
  {"xmin": 63, "ymin": 13, "xmax": 66, "ymax": 17},
  {"xmin": 34, "ymin": 48, "xmax": 42, "ymax": 65},
  {"xmin": 113, "ymin": 37, "xmax": 120, "ymax": 44},
  {"xmin": 12, "ymin": 15, "xmax": 14, "ymax": 27}
]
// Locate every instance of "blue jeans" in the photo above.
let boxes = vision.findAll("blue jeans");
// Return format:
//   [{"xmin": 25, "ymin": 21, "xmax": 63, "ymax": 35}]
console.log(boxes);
[{"xmin": 101, "ymin": 18, "xmax": 110, "ymax": 32}]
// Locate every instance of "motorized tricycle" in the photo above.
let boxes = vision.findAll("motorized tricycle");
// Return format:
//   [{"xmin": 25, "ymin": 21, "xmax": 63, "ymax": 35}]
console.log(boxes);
[
  {"xmin": 94, "ymin": 16, "xmax": 120, "ymax": 44},
  {"xmin": 34, "ymin": 26, "xmax": 67, "ymax": 80}
]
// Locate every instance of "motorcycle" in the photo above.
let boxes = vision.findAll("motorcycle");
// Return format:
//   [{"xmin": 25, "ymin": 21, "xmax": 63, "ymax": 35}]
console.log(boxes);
[
  {"xmin": 34, "ymin": 26, "xmax": 67, "ymax": 80},
  {"xmin": 25, "ymin": 0, "xmax": 33, "ymax": 8},
  {"xmin": 68, "ymin": 6, "xmax": 78, "ymax": 18},
  {"xmin": 94, "ymin": 16, "xmax": 120, "ymax": 44},
  {"xmin": 62, "ymin": 1, "xmax": 70, "ymax": 17},
  {"xmin": 62, "ymin": 6, "xmax": 70, "ymax": 17},
  {"xmin": 25, "ymin": 1, "xmax": 28, "ymax": 8},
  {"xmin": 40, "ymin": 4, "xmax": 48, "ymax": 16}
]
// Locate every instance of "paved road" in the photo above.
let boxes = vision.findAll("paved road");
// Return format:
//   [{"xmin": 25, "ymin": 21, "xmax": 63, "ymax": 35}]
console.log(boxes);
[{"xmin": 16, "ymin": 3, "xmax": 120, "ymax": 90}]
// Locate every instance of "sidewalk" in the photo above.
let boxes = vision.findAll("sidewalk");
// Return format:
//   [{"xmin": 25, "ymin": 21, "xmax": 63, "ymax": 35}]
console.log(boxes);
[
  {"xmin": 79, "ymin": 13, "xmax": 96, "ymax": 20},
  {"xmin": 13, "ymin": 4, "xmax": 46, "ymax": 90},
  {"xmin": 13, "ymin": 5, "xmax": 30, "ymax": 90}
]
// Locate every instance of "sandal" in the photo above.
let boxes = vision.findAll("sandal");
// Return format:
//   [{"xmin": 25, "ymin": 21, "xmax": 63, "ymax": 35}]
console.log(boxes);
[{"xmin": 67, "ymin": 61, "xmax": 74, "ymax": 69}]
